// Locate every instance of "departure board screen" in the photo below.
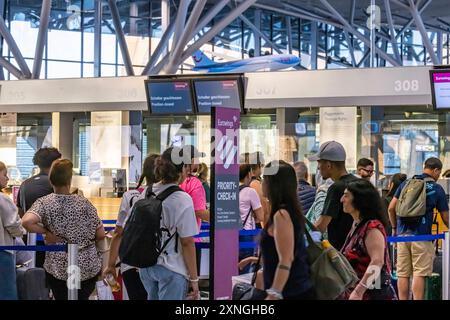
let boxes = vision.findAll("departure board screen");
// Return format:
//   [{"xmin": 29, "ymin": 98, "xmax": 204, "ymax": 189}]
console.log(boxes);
[
  {"xmin": 146, "ymin": 80, "xmax": 194, "ymax": 114},
  {"xmin": 430, "ymin": 69, "xmax": 450, "ymax": 110},
  {"xmin": 194, "ymin": 79, "xmax": 242, "ymax": 113}
]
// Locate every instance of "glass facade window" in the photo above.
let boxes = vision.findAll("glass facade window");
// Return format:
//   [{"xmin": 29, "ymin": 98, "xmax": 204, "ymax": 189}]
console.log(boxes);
[
  {"xmin": 47, "ymin": 61, "xmax": 81, "ymax": 79},
  {"xmin": 0, "ymin": 113, "xmax": 52, "ymax": 184},
  {"xmin": 1, "ymin": 1, "xmax": 449, "ymax": 79}
]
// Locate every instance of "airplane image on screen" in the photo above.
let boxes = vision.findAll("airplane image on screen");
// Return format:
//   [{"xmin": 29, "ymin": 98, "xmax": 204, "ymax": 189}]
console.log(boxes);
[{"xmin": 192, "ymin": 50, "xmax": 300, "ymax": 73}]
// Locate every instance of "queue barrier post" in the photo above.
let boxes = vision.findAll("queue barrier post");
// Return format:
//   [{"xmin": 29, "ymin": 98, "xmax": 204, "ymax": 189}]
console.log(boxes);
[
  {"xmin": 67, "ymin": 243, "xmax": 79, "ymax": 301},
  {"xmin": 443, "ymin": 232, "xmax": 449, "ymax": 300},
  {"xmin": 26, "ymin": 233, "xmax": 37, "ymax": 268}
]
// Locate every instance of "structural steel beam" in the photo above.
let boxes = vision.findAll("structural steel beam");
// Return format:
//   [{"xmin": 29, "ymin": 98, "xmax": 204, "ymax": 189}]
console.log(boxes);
[
  {"xmin": 238, "ymin": 12, "xmax": 283, "ymax": 54},
  {"xmin": 166, "ymin": 0, "xmax": 207, "ymax": 73},
  {"xmin": 32, "ymin": 0, "xmax": 51, "ymax": 79},
  {"xmin": 343, "ymin": 31, "xmax": 356, "ymax": 67},
  {"xmin": 395, "ymin": 0, "xmax": 432, "ymax": 40},
  {"xmin": 407, "ymin": 0, "xmax": 439, "ymax": 65},
  {"xmin": 0, "ymin": 0, "xmax": 6, "ymax": 80},
  {"xmin": 319, "ymin": 0, "xmax": 400, "ymax": 66},
  {"xmin": 108, "ymin": 0, "xmax": 134, "ymax": 75},
  {"xmin": 94, "ymin": 0, "xmax": 102, "ymax": 77},
  {"xmin": 0, "ymin": 16, "xmax": 31, "ymax": 78},
  {"xmin": 437, "ymin": 31, "xmax": 443, "ymax": 63},
  {"xmin": 253, "ymin": 3, "xmax": 342, "ymax": 29},
  {"xmin": 255, "ymin": 1, "xmax": 392, "ymax": 48},
  {"xmin": 153, "ymin": 0, "xmax": 256, "ymax": 74},
  {"xmin": 129, "ymin": 2, "xmax": 138, "ymax": 35},
  {"xmin": 394, "ymin": 12, "xmax": 450, "ymax": 33},
  {"xmin": 142, "ymin": 19, "xmax": 175, "ymax": 75},
  {"xmin": 281, "ymin": 2, "xmax": 324, "ymax": 21},
  {"xmin": 437, "ymin": 18, "xmax": 450, "ymax": 29},
  {"xmin": 391, "ymin": 0, "xmax": 410, "ymax": 10},
  {"xmin": 286, "ymin": 16, "xmax": 293, "ymax": 54},
  {"xmin": 384, "ymin": 0, "xmax": 402, "ymax": 62},
  {"xmin": 357, "ymin": 49, "xmax": 371, "ymax": 67},
  {"xmin": 161, "ymin": 0, "xmax": 170, "ymax": 56},
  {"xmin": 0, "ymin": 56, "xmax": 24, "ymax": 79},
  {"xmin": 311, "ymin": 21, "xmax": 318, "ymax": 69},
  {"xmin": 350, "ymin": 0, "xmax": 356, "ymax": 25},
  {"xmin": 190, "ymin": 0, "xmax": 231, "ymax": 39},
  {"xmin": 254, "ymin": 9, "xmax": 261, "ymax": 56},
  {"xmin": 170, "ymin": 0, "xmax": 190, "ymax": 54}
]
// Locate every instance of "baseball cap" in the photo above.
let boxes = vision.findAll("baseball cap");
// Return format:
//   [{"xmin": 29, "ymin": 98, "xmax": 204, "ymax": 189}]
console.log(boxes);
[{"xmin": 308, "ymin": 141, "xmax": 346, "ymax": 162}]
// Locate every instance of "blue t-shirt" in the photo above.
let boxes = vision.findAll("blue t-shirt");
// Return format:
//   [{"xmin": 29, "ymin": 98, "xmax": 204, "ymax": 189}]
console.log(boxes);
[{"xmin": 394, "ymin": 174, "xmax": 449, "ymax": 235}]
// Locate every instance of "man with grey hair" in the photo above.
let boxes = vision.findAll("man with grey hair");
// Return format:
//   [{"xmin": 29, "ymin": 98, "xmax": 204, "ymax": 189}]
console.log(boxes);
[{"xmin": 293, "ymin": 161, "xmax": 316, "ymax": 213}]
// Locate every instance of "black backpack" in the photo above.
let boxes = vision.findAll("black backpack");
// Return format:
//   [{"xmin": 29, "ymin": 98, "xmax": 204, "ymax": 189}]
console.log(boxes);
[{"xmin": 119, "ymin": 185, "xmax": 183, "ymax": 268}]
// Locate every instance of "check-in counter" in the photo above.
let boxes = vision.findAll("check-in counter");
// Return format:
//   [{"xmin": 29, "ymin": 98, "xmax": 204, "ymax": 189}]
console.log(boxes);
[{"xmin": 88, "ymin": 197, "xmax": 122, "ymax": 221}]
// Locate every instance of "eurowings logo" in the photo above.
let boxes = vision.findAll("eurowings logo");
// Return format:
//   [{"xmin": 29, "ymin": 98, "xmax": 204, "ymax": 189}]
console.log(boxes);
[
  {"xmin": 216, "ymin": 135, "xmax": 237, "ymax": 169},
  {"xmin": 174, "ymin": 82, "xmax": 189, "ymax": 90},
  {"xmin": 222, "ymin": 80, "xmax": 237, "ymax": 89}
]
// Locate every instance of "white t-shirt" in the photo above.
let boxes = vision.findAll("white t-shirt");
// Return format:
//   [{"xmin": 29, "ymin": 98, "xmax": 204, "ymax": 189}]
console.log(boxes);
[
  {"xmin": 116, "ymin": 188, "xmax": 147, "ymax": 273},
  {"xmin": 153, "ymin": 182, "xmax": 198, "ymax": 278},
  {"xmin": 239, "ymin": 186, "xmax": 262, "ymax": 230},
  {"xmin": 116, "ymin": 189, "xmax": 146, "ymax": 228}
]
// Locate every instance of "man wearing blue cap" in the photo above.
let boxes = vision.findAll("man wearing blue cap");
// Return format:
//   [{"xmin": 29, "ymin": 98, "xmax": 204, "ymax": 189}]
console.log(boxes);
[{"xmin": 308, "ymin": 141, "xmax": 360, "ymax": 250}]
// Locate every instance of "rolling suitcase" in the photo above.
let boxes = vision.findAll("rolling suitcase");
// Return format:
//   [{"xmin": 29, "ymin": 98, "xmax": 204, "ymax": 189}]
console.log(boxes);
[
  {"xmin": 425, "ymin": 273, "xmax": 441, "ymax": 300},
  {"xmin": 16, "ymin": 266, "xmax": 50, "ymax": 300}
]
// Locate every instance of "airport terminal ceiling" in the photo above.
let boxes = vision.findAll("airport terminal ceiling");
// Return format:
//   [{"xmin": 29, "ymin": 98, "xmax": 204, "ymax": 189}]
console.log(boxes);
[
  {"xmin": 10, "ymin": 0, "xmax": 450, "ymax": 35},
  {"xmin": 2, "ymin": 0, "xmax": 450, "ymax": 80}
]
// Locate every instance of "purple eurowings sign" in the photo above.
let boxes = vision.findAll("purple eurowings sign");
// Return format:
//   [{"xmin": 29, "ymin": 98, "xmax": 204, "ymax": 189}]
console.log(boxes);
[{"xmin": 212, "ymin": 106, "xmax": 240, "ymax": 300}]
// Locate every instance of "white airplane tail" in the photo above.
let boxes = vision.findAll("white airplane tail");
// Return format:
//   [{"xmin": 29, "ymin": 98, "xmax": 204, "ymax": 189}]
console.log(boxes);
[{"xmin": 192, "ymin": 50, "xmax": 214, "ymax": 67}]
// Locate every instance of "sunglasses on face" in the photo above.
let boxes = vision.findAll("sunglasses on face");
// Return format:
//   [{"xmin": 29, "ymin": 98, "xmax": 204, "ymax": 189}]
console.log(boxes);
[{"xmin": 360, "ymin": 168, "xmax": 374, "ymax": 175}]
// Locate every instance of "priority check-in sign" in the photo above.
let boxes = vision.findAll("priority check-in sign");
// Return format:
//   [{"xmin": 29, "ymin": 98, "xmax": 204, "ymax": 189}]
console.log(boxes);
[{"xmin": 210, "ymin": 103, "xmax": 241, "ymax": 300}]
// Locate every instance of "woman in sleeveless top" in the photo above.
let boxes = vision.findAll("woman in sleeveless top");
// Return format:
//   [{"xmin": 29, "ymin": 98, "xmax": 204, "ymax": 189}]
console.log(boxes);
[
  {"xmin": 260, "ymin": 160, "xmax": 315, "ymax": 300},
  {"xmin": 340, "ymin": 179, "xmax": 397, "ymax": 300}
]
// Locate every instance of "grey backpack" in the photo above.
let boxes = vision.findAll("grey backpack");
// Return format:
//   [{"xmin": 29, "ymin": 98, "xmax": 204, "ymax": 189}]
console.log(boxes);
[{"xmin": 395, "ymin": 176, "xmax": 433, "ymax": 221}]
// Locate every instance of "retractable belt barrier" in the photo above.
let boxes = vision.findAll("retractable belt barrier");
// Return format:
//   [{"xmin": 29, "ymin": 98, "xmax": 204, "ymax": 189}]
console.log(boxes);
[
  {"xmin": 195, "ymin": 229, "xmax": 262, "ymax": 249},
  {"xmin": 0, "ymin": 243, "xmax": 79, "ymax": 300},
  {"xmin": 387, "ymin": 234, "xmax": 445, "ymax": 243},
  {"xmin": 0, "ymin": 245, "xmax": 67, "ymax": 251}
]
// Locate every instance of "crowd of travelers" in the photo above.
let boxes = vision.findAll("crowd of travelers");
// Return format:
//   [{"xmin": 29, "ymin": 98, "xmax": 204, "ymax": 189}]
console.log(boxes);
[{"xmin": 0, "ymin": 140, "xmax": 449, "ymax": 300}]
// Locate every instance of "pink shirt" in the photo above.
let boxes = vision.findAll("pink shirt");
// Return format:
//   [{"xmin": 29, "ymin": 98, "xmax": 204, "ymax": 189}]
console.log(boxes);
[{"xmin": 180, "ymin": 175, "xmax": 206, "ymax": 241}]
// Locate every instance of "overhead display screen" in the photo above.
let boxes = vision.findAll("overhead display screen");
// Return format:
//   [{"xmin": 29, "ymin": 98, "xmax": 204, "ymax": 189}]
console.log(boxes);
[
  {"xmin": 146, "ymin": 80, "xmax": 194, "ymax": 114},
  {"xmin": 194, "ymin": 79, "xmax": 242, "ymax": 113},
  {"xmin": 430, "ymin": 70, "xmax": 450, "ymax": 110}
]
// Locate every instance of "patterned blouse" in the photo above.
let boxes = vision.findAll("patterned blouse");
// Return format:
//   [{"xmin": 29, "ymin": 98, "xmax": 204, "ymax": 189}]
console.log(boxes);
[
  {"xmin": 29, "ymin": 194, "xmax": 103, "ymax": 281},
  {"xmin": 341, "ymin": 219, "xmax": 397, "ymax": 300}
]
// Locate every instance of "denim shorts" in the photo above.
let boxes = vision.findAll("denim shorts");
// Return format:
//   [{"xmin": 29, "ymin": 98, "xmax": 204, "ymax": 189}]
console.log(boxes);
[{"xmin": 139, "ymin": 264, "xmax": 188, "ymax": 300}]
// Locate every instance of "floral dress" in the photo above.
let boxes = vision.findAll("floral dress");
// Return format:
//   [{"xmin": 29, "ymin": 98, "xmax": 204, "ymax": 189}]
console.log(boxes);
[{"xmin": 341, "ymin": 219, "xmax": 397, "ymax": 300}]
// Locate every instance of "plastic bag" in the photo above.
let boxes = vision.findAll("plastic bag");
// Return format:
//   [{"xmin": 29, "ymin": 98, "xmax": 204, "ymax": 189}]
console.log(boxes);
[{"xmin": 96, "ymin": 280, "xmax": 115, "ymax": 300}]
